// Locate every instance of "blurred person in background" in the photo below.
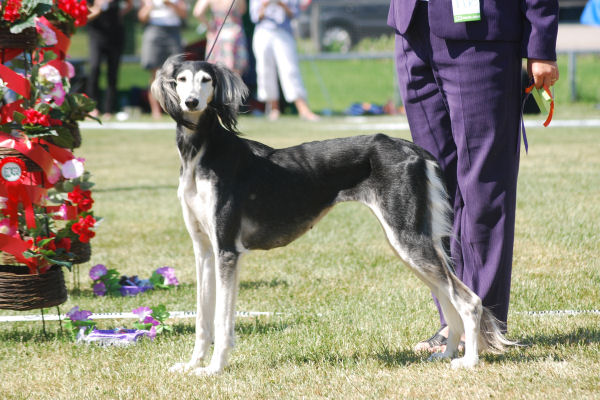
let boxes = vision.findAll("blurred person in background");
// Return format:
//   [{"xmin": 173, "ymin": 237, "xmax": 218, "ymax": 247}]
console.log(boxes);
[
  {"xmin": 138, "ymin": 0, "xmax": 187, "ymax": 119},
  {"xmin": 193, "ymin": 0, "xmax": 249, "ymax": 76},
  {"xmin": 250, "ymin": 0, "xmax": 319, "ymax": 121},
  {"xmin": 87, "ymin": 0, "xmax": 134, "ymax": 119}
]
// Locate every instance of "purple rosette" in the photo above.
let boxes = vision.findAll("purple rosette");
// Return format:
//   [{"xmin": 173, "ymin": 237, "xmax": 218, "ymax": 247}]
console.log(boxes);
[
  {"xmin": 93, "ymin": 281, "xmax": 107, "ymax": 296},
  {"xmin": 155, "ymin": 266, "xmax": 179, "ymax": 286},
  {"xmin": 78, "ymin": 328, "xmax": 153, "ymax": 346},
  {"xmin": 120, "ymin": 286, "xmax": 141, "ymax": 296},
  {"xmin": 89, "ymin": 264, "xmax": 107, "ymax": 280}
]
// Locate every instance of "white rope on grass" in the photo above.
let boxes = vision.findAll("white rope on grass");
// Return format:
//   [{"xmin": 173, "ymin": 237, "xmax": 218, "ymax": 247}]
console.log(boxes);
[
  {"xmin": 514, "ymin": 309, "xmax": 600, "ymax": 316},
  {"xmin": 0, "ymin": 310, "xmax": 279, "ymax": 323},
  {"xmin": 0, "ymin": 309, "xmax": 599, "ymax": 323}
]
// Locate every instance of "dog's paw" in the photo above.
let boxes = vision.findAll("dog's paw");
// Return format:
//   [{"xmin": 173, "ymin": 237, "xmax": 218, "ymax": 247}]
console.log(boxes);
[
  {"xmin": 450, "ymin": 356, "xmax": 479, "ymax": 369},
  {"xmin": 169, "ymin": 362, "xmax": 196, "ymax": 373}
]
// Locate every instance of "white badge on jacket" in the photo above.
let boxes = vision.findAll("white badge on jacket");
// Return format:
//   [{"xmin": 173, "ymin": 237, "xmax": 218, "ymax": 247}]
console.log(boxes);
[{"xmin": 452, "ymin": 0, "xmax": 481, "ymax": 22}]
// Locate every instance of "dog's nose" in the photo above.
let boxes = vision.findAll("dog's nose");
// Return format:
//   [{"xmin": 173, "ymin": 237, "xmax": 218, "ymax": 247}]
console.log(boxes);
[{"xmin": 185, "ymin": 98, "xmax": 199, "ymax": 109}]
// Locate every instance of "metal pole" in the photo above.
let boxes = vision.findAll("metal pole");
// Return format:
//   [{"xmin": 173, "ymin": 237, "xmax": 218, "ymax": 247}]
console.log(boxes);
[
  {"xmin": 310, "ymin": 2, "xmax": 321, "ymax": 52},
  {"xmin": 568, "ymin": 51, "xmax": 577, "ymax": 102}
]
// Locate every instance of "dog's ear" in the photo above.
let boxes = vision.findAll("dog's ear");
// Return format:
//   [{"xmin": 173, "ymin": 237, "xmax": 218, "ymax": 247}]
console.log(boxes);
[
  {"xmin": 151, "ymin": 54, "xmax": 185, "ymax": 120},
  {"xmin": 211, "ymin": 62, "xmax": 249, "ymax": 133}
]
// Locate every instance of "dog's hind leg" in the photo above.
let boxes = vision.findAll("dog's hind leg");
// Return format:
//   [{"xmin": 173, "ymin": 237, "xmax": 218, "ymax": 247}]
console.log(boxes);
[
  {"xmin": 428, "ymin": 274, "xmax": 482, "ymax": 368},
  {"xmin": 383, "ymin": 234, "xmax": 481, "ymax": 367},
  {"xmin": 193, "ymin": 248, "xmax": 240, "ymax": 376},
  {"xmin": 381, "ymin": 232, "xmax": 482, "ymax": 368},
  {"xmin": 364, "ymin": 158, "xmax": 483, "ymax": 367},
  {"xmin": 421, "ymin": 267, "xmax": 512, "ymax": 368}
]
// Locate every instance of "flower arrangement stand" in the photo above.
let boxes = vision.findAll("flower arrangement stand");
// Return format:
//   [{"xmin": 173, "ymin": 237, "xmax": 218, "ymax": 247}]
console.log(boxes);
[{"xmin": 0, "ymin": 0, "xmax": 98, "ymax": 316}]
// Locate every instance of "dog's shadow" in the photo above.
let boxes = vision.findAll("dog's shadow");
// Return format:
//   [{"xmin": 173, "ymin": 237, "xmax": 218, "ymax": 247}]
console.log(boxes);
[
  {"xmin": 239, "ymin": 278, "xmax": 289, "ymax": 291},
  {"xmin": 519, "ymin": 326, "xmax": 600, "ymax": 347},
  {"xmin": 265, "ymin": 326, "xmax": 600, "ymax": 368},
  {"xmin": 373, "ymin": 347, "xmax": 424, "ymax": 366},
  {"xmin": 170, "ymin": 317, "xmax": 293, "ymax": 337},
  {"xmin": 263, "ymin": 345, "xmax": 423, "ymax": 368},
  {"xmin": 482, "ymin": 326, "xmax": 600, "ymax": 364}
]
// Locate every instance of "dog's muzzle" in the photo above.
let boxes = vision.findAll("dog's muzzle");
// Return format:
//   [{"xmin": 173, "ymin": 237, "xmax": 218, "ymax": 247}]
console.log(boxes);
[{"xmin": 185, "ymin": 97, "xmax": 200, "ymax": 111}]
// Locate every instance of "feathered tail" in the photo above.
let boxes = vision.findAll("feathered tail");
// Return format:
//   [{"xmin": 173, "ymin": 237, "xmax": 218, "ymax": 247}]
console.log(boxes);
[
  {"xmin": 426, "ymin": 159, "xmax": 516, "ymax": 355},
  {"xmin": 478, "ymin": 306, "xmax": 517, "ymax": 353}
]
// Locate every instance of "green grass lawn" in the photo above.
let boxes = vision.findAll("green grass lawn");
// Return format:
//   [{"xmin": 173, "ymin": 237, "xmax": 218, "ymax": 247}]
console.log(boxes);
[{"xmin": 0, "ymin": 116, "xmax": 598, "ymax": 399}]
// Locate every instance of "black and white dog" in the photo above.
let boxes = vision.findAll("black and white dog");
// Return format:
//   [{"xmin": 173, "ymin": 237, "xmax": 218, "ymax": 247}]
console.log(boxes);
[{"xmin": 152, "ymin": 55, "xmax": 511, "ymax": 375}]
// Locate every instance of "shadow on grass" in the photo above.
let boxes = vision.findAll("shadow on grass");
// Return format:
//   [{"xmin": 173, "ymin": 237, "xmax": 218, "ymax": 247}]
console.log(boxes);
[
  {"xmin": 0, "ymin": 311, "xmax": 289, "ymax": 345},
  {"xmin": 0, "ymin": 326, "xmax": 71, "ymax": 343},
  {"xmin": 374, "ymin": 347, "xmax": 424, "ymax": 367},
  {"xmin": 68, "ymin": 288, "xmax": 96, "ymax": 298},
  {"xmin": 171, "ymin": 323, "xmax": 196, "ymax": 336},
  {"xmin": 518, "ymin": 326, "xmax": 600, "ymax": 347},
  {"xmin": 268, "ymin": 326, "xmax": 600, "ymax": 368},
  {"xmin": 271, "ymin": 347, "xmax": 424, "ymax": 368},
  {"xmin": 170, "ymin": 317, "xmax": 293, "ymax": 337},
  {"xmin": 239, "ymin": 278, "xmax": 289, "ymax": 291},
  {"xmin": 481, "ymin": 326, "xmax": 600, "ymax": 364}
]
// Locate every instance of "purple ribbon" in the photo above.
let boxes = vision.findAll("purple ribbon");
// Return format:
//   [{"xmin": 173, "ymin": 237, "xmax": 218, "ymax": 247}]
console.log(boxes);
[{"xmin": 78, "ymin": 328, "xmax": 150, "ymax": 346}]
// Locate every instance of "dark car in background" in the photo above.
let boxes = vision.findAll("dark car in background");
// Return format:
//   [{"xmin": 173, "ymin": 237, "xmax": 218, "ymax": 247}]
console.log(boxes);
[
  {"xmin": 297, "ymin": 0, "xmax": 589, "ymax": 53},
  {"xmin": 296, "ymin": 0, "xmax": 392, "ymax": 52},
  {"xmin": 558, "ymin": 0, "xmax": 588, "ymax": 21}
]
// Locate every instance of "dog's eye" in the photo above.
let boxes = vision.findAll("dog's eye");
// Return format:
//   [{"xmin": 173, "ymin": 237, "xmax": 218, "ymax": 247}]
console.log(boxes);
[
  {"xmin": 202, "ymin": 76, "xmax": 212, "ymax": 83},
  {"xmin": 177, "ymin": 76, "xmax": 187, "ymax": 83}
]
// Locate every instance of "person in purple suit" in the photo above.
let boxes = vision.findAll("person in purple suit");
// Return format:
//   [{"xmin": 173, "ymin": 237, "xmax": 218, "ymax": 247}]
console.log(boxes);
[{"xmin": 387, "ymin": 0, "xmax": 559, "ymax": 352}]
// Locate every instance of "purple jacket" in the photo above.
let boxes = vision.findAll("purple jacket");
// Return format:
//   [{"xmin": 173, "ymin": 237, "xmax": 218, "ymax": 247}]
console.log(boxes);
[{"xmin": 387, "ymin": 0, "xmax": 559, "ymax": 60}]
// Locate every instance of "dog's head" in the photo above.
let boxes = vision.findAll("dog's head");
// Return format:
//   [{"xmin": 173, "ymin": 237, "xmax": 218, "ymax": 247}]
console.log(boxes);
[{"xmin": 151, "ymin": 54, "xmax": 248, "ymax": 132}]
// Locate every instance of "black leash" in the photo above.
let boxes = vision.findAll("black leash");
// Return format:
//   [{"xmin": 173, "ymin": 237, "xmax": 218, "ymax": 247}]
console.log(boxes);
[{"xmin": 205, "ymin": 0, "xmax": 237, "ymax": 61}]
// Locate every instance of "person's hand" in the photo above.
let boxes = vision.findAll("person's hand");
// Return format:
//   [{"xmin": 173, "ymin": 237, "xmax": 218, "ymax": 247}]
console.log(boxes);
[
  {"xmin": 527, "ymin": 59, "xmax": 559, "ymax": 89},
  {"xmin": 259, "ymin": 0, "xmax": 272, "ymax": 20},
  {"xmin": 275, "ymin": 0, "xmax": 292, "ymax": 16}
]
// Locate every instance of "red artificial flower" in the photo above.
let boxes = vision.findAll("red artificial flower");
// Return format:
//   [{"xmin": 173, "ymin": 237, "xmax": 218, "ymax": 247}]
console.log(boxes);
[
  {"xmin": 68, "ymin": 185, "xmax": 85, "ymax": 203},
  {"xmin": 0, "ymin": 100, "xmax": 25, "ymax": 124},
  {"xmin": 23, "ymin": 109, "xmax": 48, "ymax": 126},
  {"xmin": 78, "ymin": 197, "xmax": 93, "ymax": 212},
  {"xmin": 21, "ymin": 109, "xmax": 63, "ymax": 127},
  {"xmin": 56, "ymin": 237, "xmax": 72, "ymax": 251},
  {"xmin": 2, "ymin": 0, "xmax": 22, "ymax": 22},
  {"xmin": 36, "ymin": 234, "xmax": 57, "ymax": 252},
  {"xmin": 35, "ymin": 233, "xmax": 71, "ymax": 252},
  {"xmin": 68, "ymin": 185, "xmax": 94, "ymax": 213},
  {"xmin": 71, "ymin": 215, "xmax": 96, "ymax": 243},
  {"xmin": 58, "ymin": 0, "xmax": 88, "ymax": 27}
]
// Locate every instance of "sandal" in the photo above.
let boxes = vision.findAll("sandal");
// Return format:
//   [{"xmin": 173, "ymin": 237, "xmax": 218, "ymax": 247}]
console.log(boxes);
[
  {"xmin": 414, "ymin": 327, "xmax": 447, "ymax": 352},
  {"xmin": 414, "ymin": 328, "xmax": 467, "ymax": 353}
]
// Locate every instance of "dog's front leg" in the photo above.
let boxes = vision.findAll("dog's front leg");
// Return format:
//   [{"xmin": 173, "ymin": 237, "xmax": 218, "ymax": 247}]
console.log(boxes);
[
  {"xmin": 170, "ymin": 208, "xmax": 215, "ymax": 373},
  {"xmin": 193, "ymin": 249, "xmax": 240, "ymax": 376}
]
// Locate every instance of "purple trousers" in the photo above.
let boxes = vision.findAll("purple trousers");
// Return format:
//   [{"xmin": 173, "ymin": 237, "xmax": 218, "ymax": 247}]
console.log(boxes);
[{"xmin": 394, "ymin": 2, "xmax": 522, "ymax": 328}]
